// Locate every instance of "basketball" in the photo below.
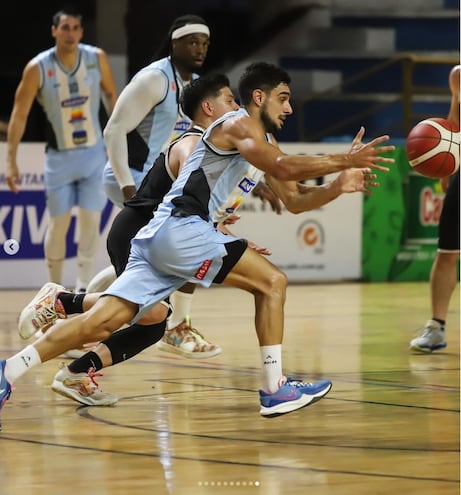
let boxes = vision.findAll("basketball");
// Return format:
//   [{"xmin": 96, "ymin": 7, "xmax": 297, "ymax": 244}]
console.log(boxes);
[{"xmin": 405, "ymin": 117, "xmax": 460, "ymax": 179}]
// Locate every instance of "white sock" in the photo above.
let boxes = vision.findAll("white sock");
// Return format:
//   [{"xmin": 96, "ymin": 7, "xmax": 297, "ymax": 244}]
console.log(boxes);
[
  {"xmin": 168, "ymin": 291, "xmax": 194, "ymax": 329},
  {"xmin": 260, "ymin": 344, "xmax": 283, "ymax": 393},
  {"xmin": 5, "ymin": 345, "xmax": 42, "ymax": 384}
]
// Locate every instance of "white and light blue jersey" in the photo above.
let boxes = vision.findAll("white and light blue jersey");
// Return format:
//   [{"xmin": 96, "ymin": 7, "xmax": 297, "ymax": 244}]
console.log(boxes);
[
  {"xmin": 35, "ymin": 43, "xmax": 103, "ymax": 151},
  {"xmin": 135, "ymin": 108, "xmax": 268, "ymax": 240},
  {"xmin": 126, "ymin": 57, "xmax": 199, "ymax": 174}
]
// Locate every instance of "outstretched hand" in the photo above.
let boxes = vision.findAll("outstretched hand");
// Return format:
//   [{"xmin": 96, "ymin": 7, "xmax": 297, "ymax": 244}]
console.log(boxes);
[
  {"xmin": 252, "ymin": 181, "xmax": 282, "ymax": 214},
  {"xmin": 348, "ymin": 127, "xmax": 395, "ymax": 172},
  {"xmin": 337, "ymin": 167, "xmax": 381, "ymax": 195}
]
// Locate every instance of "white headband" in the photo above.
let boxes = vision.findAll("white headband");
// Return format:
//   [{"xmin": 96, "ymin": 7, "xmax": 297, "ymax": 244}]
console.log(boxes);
[{"xmin": 171, "ymin": 24, "xmax": 210, "ymax": 40}]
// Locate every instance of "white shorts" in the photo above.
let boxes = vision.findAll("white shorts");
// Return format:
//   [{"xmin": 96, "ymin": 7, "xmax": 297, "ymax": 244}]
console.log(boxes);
[
  {"xmin": 104, "ymin": 215, "xmax": 238, "ymax": 322},
  {"xmin": 45, "ymin": 139, "xmax": 107, "ymax": 216},
  {"xmin": 102, "ymin": 162, "xmax": 145, "ymax": 208}
]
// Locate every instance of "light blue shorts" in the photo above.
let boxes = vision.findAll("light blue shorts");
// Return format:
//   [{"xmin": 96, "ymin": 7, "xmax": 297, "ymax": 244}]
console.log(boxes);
[
  {"xmin": 102, "ymin": 162, "xmax": 145, "ymax": 208},
  {"xmin": 45, "ymin": 140, "xmax": 107, "ymax": 216},
  {"xmin": 104, "ymin": 215, "xmax": 233, "ymax": 322}
]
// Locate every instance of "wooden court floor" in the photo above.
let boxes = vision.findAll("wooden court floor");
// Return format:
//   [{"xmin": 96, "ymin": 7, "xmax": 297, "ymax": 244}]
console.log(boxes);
[{"xmin": 0, "ymin": 282, "xmax": 459, "ymax": 495}]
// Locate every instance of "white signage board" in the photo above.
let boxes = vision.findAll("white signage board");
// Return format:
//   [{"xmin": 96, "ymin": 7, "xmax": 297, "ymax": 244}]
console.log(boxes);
[{"xmin": 0, "ymin": 142, "xmax": 361, "ymax": 288}]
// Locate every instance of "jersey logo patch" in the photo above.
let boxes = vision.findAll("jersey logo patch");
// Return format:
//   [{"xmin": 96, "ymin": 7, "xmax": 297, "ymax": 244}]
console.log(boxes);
[
  {"xmin": 195, "ymin": 259, "xmax": 212, "ymax": 280},
  {"xmin": 239, "ymin": 177, "xmax": 256, "ymax": 193}
]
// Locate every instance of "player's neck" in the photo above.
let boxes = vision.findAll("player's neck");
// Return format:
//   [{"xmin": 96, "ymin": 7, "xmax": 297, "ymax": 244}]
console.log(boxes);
[
  {"xmin": 55, "ymin": 46, "xmax": 79, "ymax": 70},
  {"xmin": 191, "ymin": 119, "xmax": 208, "ymax": 132},
  {"xmin": 172, "ymin": 63, "xmax": 192, "ymax": 85}
]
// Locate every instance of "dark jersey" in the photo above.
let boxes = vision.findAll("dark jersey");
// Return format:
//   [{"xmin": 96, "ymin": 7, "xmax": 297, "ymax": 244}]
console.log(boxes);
[{"xmin": 123, "ymin": 126, "xmax": 204, "ymax": 219}]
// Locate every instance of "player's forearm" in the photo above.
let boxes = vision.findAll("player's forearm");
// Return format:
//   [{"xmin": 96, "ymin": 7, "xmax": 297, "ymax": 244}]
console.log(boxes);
[
  {"xmin": 6, "ymin": 116, "xmax": 27, "ymax": 164},
  {"xmin": 283, "ymin": 181, "xmax": 341, "ymax": 214},
  {"xmin": 274, "ymin": 153, "xmax": 353, "ymax": 182},
  {"xmin": 104, "ymin": 126, "xmax": 135, "ymax": 188}
]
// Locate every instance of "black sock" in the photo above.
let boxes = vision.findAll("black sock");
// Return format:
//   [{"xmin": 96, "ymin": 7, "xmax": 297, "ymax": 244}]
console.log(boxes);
[
  {"xmin": 58, "ymin": 292, "xmax": 85, "ymax": 314},
  {"xmin": 68, "ymin": 351, "xmax": 103, "ymax": 373},
  {"xmin": 103, "ymin": 321, "xmax": 166, "ymax": 365},
  {"xmin": 432, "ymin": 317, "xmax": 446, "ymax": 329}
]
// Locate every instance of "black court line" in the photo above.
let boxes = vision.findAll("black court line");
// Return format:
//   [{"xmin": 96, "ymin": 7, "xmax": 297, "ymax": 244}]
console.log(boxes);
[
  {"xmin": 0, "ymin": 435, "xmax": 458, "ymax": 484},
  {"xmin": 73, "ymin": 403, "xmax": 460, "ymax": 453}
]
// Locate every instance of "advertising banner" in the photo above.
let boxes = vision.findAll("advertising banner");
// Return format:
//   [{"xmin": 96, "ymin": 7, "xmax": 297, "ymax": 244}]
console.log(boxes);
[
  {"xmin": 361, "ymin": 146, "xmax": 446, "ymax": 281},
  {"xmin": 0, "ymin": 142, "xmax": 117, "ymax": 289},
  {"xmin": 0, "ymin": 142, "xmax": 362, "ymax": 288}
]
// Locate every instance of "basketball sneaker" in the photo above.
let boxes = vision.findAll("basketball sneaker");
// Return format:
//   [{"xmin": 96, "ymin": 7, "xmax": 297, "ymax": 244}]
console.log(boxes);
[
  {"xmin": 51, "ymin": 364, "xmax": 118, "ymax": 406},
  {"xmin": 0, "ymin": 360, "xmax": 12, "ymax": 430},
  {"xmin": 259, "ymin": 377, "xmax": 332, "ymax": 417},
  {"xmin": 409, "ymin": 319, "xmax": 447, "ymax": 353},
  {"xmin": 18, "ymin": 282, "xmax": 68, "ymax": 339},
  {"xmin": 156, "ymin": 317, "xmax": 222, "ymax": 359}
]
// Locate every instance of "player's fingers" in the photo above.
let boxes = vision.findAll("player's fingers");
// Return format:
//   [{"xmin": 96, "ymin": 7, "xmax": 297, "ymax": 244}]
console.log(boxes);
[
  {"xmin": 373, "ymin": 144, "xmax": 396, "ymax": 153},
  {"xmin": 366, "ymin": 135, "xmax": 391, "ymax": 146},
  {"xmin": 369, "ymin": 164, "xmax": 390, "ymax": 172},
  {"xmin": 6, "ymin": 177, "xmax": 19, "ymax": 193},
  {"xmin": 374, "ymin": 156, "xmax": 395, "ymax": 163},
  {"xmin": 352, "ymin": 126, "xmax": 365, "ymax": 143}
]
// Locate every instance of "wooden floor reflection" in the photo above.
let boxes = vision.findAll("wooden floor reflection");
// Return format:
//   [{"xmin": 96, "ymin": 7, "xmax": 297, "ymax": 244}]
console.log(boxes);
[{"xmin": 0, "ymin": 282, "xmax": 459, "ymax": 495}]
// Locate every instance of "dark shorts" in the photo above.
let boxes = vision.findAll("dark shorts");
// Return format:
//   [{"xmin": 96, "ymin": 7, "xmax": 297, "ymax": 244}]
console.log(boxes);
[
  {"xmin": 107, "ymin": 206, "xmax": 152, "ymax": 276},
  {"xmin": 438, "ymin": 169, "xmax": 460, "ymax": 251}
]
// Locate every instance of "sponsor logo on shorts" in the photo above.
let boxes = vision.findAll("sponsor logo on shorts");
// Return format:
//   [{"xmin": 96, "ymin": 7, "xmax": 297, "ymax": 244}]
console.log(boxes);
[{"xmin": 195, "ymin": 259, "xmax": 212, "ymax": 280}]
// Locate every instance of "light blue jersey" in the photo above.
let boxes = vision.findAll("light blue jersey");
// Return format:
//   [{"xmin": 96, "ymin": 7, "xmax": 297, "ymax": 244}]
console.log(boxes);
[
  {"xmin": 105, "ymin": 108, "xmax": 269, "ymax": 320},
  {"xmin": 127, "ymin": 57, "xmax": 197, "ymax": 174},
  {"xmin": 103, "ymin": 56, "xmax": 199, "ymax": 207},
  {"xmin": 35, "ymin": 44, "xmax": 107, "ymax": 214},
  {"xmin": 137, "ymin": 108, "xmax": 266, "ymax": 237},
  {"xmin": 35, "ymin": 43, "xmax": 103, "ymax": 150}
]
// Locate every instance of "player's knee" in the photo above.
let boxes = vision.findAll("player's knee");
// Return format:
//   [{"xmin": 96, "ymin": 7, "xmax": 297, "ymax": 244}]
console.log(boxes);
[
  {"xmin": 79, "ymin": 314, "xmax": 120, "ymax": 342},
  {"xmin": 260, "ymin": 268, "xmax": 288, "ymax": 299},
  {"xmin": 81, "ymin": 297, "xmax": 135, "ymax": 340},
  {"xmin": 437, "ymin": 251, "xmax": 460, "ymax": 267},
  {"xmin": 137, "ymin": 302, "xmax": 169, "ymax": 325},
  {"xmin": 271, "ymin": 269, "xmax": 288, "ymax": 293}
]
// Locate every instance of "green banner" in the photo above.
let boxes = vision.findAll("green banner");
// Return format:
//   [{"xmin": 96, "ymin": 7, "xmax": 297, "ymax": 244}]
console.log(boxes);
[{"xmin": 362, "ymin": 146, "xmax": 448, "ymax": 281}]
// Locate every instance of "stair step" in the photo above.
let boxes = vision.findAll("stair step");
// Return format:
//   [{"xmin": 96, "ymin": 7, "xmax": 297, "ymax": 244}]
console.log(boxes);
[
  {"xmin": 305, "ymin": 27, "xmax": 395, "ymax": 52},
  {"xmin": 288, "ymin": 69, "xmax": 342, "ymax": 96},
  {"xmin": 331, "ymin": 0, "xmax": 445, "ymax": 12}
]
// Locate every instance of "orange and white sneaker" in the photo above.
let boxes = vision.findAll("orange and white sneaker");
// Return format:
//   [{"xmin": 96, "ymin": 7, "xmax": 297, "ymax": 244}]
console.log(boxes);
[
  {"xmin": 51, "ymin": 364, "xmax": 118, "ymax": 406},
  {"xmin": 18, "ymin": 282, "xmax": 67, "ymax": 339},
  {"xmin": 156, "ymin": 317, "xmax": 222, "ymax": 359}
]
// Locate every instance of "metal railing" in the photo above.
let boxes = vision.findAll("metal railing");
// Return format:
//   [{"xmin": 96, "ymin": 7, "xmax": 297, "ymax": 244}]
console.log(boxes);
[{"xmin": 295, "ymin": 53, "xmax": 459, "ymax": 141}]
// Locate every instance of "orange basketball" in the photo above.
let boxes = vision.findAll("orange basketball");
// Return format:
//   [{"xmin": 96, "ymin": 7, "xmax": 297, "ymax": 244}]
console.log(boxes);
[{"xmin": 405, "ymin": 117, "xmax": 460, "ymax": 179}]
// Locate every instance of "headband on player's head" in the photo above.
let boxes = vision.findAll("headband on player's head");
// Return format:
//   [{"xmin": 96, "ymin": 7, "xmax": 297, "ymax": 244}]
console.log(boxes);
[{"xmin": 171, "ymin": 23, "xmax": 210, "ymax": 40}]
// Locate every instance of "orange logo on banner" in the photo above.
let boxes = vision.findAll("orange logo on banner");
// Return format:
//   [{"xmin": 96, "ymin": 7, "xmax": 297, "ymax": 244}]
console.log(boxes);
[
  {"xmin": 296, "ymin": 220, "xmax": 324, "ymax": 252},
  {"xmin": 303, "ymin": 226, "xmax": 319, "ymax": 246}
]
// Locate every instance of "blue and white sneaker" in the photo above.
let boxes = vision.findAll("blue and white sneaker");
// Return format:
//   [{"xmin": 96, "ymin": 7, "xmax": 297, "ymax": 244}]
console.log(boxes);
[
  {"xmin": 0, "ymin": 360, "xmax": 12, "ymax": 430},
  {"xmin": 259, "ymin": 377, "xmax": 332, "ymax": 417},
  {"xmin": 410, "ymin": 320, "xmax": 447, "ymax": 353}
]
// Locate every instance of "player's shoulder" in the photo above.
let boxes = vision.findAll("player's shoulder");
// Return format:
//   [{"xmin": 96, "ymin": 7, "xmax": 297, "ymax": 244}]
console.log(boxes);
[
  {"xmin": 449, "ymin": 65, "xmax": 460, "ymax": 82},
  {"xmin": 223, "ymin": 109, "xmax": 263, "ymax": 138},
  {"xmin": 32, "ymin": 46, "xmax": 55, "ymax": 63},
  {"xmin": 133, "ymin": 60, "xmax": 169, "ymax": 85},
  {"xmin": 78, "ymin": 43, "xmax": 101, "ymax": 54}
]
